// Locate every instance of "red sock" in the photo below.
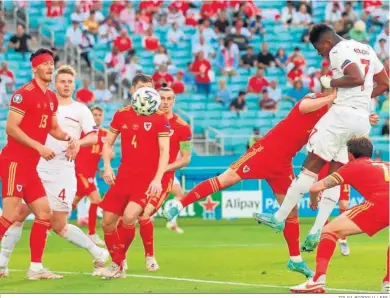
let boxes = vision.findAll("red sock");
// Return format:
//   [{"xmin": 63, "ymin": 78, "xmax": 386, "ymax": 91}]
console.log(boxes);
[
  {"xmin": 384, "ymin": 247, "xmax": 389, "ymax": 282},
  {"xmin": 103, "ymin": 230, "xmax": 123, "ymax": 266},
  {"xmin": 139, "ymin": 219, "xmax": 154, "ymax": 257},
  {"xmin": 283, "ymin": 216, "xmax": 300, "ymax": 257},
  {"xmin": 30, "ymin": 219, "xmax": 51, "ymax": 263},
  {"xmin": 180, "ymin": 177, "xmax": 221, "ymax": 208},
  {"xmin": 0, "ymin": 216, "xmax": 12, "ymax": 240},
  {"xmin": 339, "ymin": 208, "xmax": 347, "ymax": 241},
  {"xmin": 88, "ymin": 203, "xmax": 98, "ymax": 235},
  {"xmin": 313, "ymin": 232, "xmax": 338, "ymax": 281},
  {"xmin": 71, "ymin": 203, "xmax": 77, "ymax": 211},
  {"xmin": 117, "ymin": 220, "xmax": 136, "ymax": 260}
]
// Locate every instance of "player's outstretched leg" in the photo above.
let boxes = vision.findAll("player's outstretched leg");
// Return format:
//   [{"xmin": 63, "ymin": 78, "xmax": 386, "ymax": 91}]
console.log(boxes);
[
  {"xmin": 51, "ymin": 211, "xmax": 109, "ymax": 276},
  {"xmin": 0, "ymin": 221, "xmax": 24, "ymax": 277},
  {"xmin": 382, "ymin": 247, "xmax": 389, "ymax": 293},
  {"xmin": 163, "ymin": 168, "xmax": 241, "ymax": 221},
  {"xmin": 254, "ymin": 169, "xmax": 318, "ymax": 232},
  {"xmin": 290, "ymin": 212, "xmax": 362, "ymax": 293},
  {"xmin": 302, "ymin": 186, "xmax": 340, "ymax": 252}
]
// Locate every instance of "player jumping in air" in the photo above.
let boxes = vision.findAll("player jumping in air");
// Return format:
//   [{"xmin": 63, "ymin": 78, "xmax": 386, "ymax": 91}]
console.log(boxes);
[
  {"xmin": 72, "ymin": 106, "xmax": 107, "ymax": 246},
  {"xmin": 255, "ymin": 24, "xmax": 389, "ymax": 251},
  {"xmin": 0, "ymin": 49, "xmax": 72, "ymax": 279},
  {"xmin": 0, "ymin": 66, "xmax": 109, "ymax": 277},
  {"xmin": 164, "ymin": 90, "xmax": 342, "ymax": 278},
  {"xmin": 290, "ymin": 137, "xmax": 389, "ymax": 293},
  {"xmin": 100, "ymin": 74, "xmax": 170, "ymax": 279}
]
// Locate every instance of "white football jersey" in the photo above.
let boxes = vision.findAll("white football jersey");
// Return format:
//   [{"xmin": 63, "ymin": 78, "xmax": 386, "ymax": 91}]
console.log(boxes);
[
  {"xmin": 329, "ymin": 39, "xmax": 384, "ymax": 113},
  {"xmin": 38, "ymin": 101, "xmax": 97, "ymax": 170}
]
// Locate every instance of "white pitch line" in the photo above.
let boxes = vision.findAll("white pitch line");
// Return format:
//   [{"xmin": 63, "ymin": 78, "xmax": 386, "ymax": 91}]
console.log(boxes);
[
  {"xmin": 9, "ymin": 269, "xmax": 378, "ymax": 294},
  {"xmin": 14, "ymin": 243, "xmax": 277, "ymax": 252}
]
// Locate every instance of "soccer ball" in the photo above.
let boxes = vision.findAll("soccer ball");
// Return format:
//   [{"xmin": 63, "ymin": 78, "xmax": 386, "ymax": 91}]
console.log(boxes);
[{"xmin": 131, "ymin": 87, "xmax": 161, "ymax": 116}]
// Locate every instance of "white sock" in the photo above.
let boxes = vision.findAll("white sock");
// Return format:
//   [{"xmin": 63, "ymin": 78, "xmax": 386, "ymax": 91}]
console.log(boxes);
[
  {"xmin": 274, "ymin": 171, "xmax": 317, "ymax": 222},
  {"xmin": 339, "ymin": 238, "xmax": 347, "ymax": 244},
  {"xmin": 61, "ymin": 224, "xmax": 102, "ymax": 260},
  {"xmin": 29, "ymin": 262, "xmax": 43, "ymax": 271},
  {"xmin": 0, "ymin": 222, "xmax": 24, "ymax": 267},
  {"xmin": 290, "ymin": 255, "xmax": 303, "ymax": 263},
  {"xmin": 309, "ymin": 186, "xmax": 340, "ymax": 235},
  {"xmin": 176, "ymin": 200, "xmax": 183, "ymax": 211},
  {"xmin": 169, "ymin": 216, "xmax": 177, "ymax": 225},
  {"xmin": 77, "ymin": 198, "xmax": 89, "ymax": 220}
]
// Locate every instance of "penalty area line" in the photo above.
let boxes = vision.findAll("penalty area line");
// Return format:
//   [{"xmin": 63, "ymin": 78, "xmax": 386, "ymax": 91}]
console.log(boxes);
[{"xmin": 10, "ymin": 269, "xmax": 377, "ymax": 294}]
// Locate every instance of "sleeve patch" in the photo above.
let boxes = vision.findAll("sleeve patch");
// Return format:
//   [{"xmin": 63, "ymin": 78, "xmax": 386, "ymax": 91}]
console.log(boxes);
[
  {"xmin": 341, "ymin": 59, "xmax": 352, "ymax": 69},
  {"xmin": 12, "ymin": 94, "xmax": 23, "ymax": 104}
]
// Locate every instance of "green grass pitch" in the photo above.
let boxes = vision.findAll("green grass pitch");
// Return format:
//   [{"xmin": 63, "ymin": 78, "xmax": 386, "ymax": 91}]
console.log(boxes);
[{"xmin": 0, "ymin": 218, "xmax": 387, "ymax": 294}]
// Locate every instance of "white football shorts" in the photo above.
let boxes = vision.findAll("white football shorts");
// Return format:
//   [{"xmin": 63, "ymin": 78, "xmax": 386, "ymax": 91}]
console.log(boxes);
[
  {"xmin": 38, "ymin": 167, "xmax": 77, "ymax": 212},
  {"xmin": 306, "ymin": 105, "xmax": 371, "ymax": 164}
]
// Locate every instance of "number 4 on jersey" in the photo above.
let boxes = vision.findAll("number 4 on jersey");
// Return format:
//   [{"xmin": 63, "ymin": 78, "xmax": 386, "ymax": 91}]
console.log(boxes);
[{"xmin": 58, "ymin": 189, "xmax": 66, "ymax": 200}]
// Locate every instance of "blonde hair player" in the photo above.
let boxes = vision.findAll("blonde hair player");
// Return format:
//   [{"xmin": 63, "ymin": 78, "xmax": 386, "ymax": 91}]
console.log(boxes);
[{"xmin": 0, "ymin": 65, "xmax": 109, "ymax": 278}]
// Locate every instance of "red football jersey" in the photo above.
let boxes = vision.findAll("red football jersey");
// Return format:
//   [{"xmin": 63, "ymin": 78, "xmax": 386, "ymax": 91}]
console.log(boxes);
[
  {"xmin": 75, "ymin": 128, "xmax": 108, "ymax": 176},
  {"xmin": 318, "ymin": 163, "xmax": 350, "ymax": 201},
  {"xmin": 168, "ymin": 114, "xmax": 192, "ymax": 165},
  {"xmin": 109, "ymin": 106, "xmax": 170, "ymax": 176},
  {"xmin": 1, "ymin": 79, "xmax": 58, "ymax": 166},
  {"xmin": 330, "ymin": 158, "xmax": 389, "ymax": 206},
  {"xmin": 260, "ymin": 93, "xmax": 328, "ymax": 161}
]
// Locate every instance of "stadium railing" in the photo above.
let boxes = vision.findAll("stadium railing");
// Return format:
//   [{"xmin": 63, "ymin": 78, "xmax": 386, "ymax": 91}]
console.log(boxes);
[
  {"xmin": 64, "ymin": 43, "xmax": 82, "ymax": 76},
  {"xmin": 38, "ymin": 24, "xmax": 54, "ymax": 47},
  {"xmin": 205, "ymin": 127, "xmax": 225, "ymax": 155}
]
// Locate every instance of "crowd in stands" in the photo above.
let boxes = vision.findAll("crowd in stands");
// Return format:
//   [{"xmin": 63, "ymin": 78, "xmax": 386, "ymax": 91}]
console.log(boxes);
[{"xmin": 0, "ymin": 0, "xmax": 389, "ymax": 117}]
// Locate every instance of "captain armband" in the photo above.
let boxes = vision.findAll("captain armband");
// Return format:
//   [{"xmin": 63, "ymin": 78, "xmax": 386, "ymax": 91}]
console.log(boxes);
[{"xmin": 180, "ymin": 141, "xmax": 192, "ymax": 151}]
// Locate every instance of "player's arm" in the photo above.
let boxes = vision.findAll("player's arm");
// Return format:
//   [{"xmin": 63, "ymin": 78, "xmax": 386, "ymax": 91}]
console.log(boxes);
[
  {"xmin": 329, "ymin": 63, "xmax": 364, "ymax": 88},
  {"xmin": 6, "ymin": 110, "xmax": 50, "ymax": 153},
  {"xmin": 309, "ymin": 164, "xmax": 353, "ymax": 208},
  {"xmin": 371, "ymin": 69, "xmax": 389, "ymax": 98},
  {"xmin": 146, "ymin": 134, "xmax": 170, "ymax": 198},
  {"xmin": 165, "ymin": 141, "xmax": 192, "ymax": 172},
  {"xmin": 102, "ymin": 130, "xmax": 118, "ymax": 185},
  {"xmin": 77, "ymin": 132, "xmax": 98, "ymax": 147},
  {"xmin": 49, "ymin": 114, "xmax": 71, "ymax": 141},
  {"xmin": 154, "ymin": 135, "xmax": 170, "ymax": 181},
  {"xmin": 299, "ymin": 89, "xmax": 337, "ymax": 113}
]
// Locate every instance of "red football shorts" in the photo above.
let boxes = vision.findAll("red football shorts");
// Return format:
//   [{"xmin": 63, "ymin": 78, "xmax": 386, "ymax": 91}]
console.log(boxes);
[
  {"xmin": 149, "ymin": 172, "xmax": 174, "ymax": 216},
  {"xmin": 230, "ymin": 142, "xmax": 294, "ymax": 195},
  {"xmin": 0, "ymin": 158, "xmax": 46, "ymax": 204},
  {"xmin": 100, "ymin": 171, "xmax": 153, "ymax": 216},
  {"xmin": 76, "ymin": 172, "xmax": 97, "ymax": 198},
  {"xmin": 347, "ymin": 201, "xmax": 389, "ymax": 237}
]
